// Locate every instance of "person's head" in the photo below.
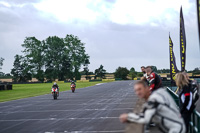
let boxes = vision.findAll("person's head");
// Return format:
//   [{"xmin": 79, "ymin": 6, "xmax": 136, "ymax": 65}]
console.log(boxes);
[
  {"xmin": 141, "ymin": 66, "xmax": 146, "ymax": 73},
  {"xmin": 146, "ymin": 66, "xmax": 152, "ymax": 76},
  {"xmin": 182, "ymin": 71, "xmax": 189, "ymax": 80},
  {"xmin": 134, "ymin": 80, "xmax": 150, "ymax": 100},
  {"xmin": 54, "ymin": 82, "xmax": 57, "ymax": 85},
  {"xmin": 175, "ymin": 72, "xmax": 189, "ymax": 88}
]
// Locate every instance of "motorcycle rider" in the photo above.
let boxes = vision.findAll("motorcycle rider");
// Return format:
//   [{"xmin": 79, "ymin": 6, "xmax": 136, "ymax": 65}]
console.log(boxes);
[
  {"xmin": 119, "ymin": 80, "xmax": 186, "ymax": 133},
  {"xmin": 52, "ymin": 82, "xmax": 59, "ymax": 95},
  {"xmin": 71, "ymin": 81, "xmax": 76, "ymax": 87},
  {"xmin": 146, "ymin": 66, "xmax": 162, "ymax": 92}
]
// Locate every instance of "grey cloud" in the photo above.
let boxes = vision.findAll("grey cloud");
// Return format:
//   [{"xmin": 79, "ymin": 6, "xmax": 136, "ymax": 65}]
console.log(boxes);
[{"xmin": 0, "ymin": 0, "xmax": 199, "ymax": 74}]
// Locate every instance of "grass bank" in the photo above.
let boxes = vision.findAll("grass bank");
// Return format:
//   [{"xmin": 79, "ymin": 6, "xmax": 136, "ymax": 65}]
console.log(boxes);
[{"xmin": 0, "ymin": 81, "xmax": 112, "ymax": 102}]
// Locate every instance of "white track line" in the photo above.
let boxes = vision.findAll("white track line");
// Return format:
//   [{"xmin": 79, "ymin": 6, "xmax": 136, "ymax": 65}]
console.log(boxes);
[
  {"xmin": 0, "ymin": 117, "xmax": 119, "ymax": 122},
  {"xmin": 0, "ymin": 103, "xmax": 135, "ymax": 108},
  {"xmin": 45, "ymin": 130, "xmax": 124, "ymax": 133},
  {"xmin": 0, "ymin": 108, "xmax": 133, "ymax": 113}
]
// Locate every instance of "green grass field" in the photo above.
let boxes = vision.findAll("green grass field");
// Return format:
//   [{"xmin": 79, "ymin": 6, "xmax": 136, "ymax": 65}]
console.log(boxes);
[{"xmin": 0, "ymin": 81, "xmax": 111, "ymax": 102}]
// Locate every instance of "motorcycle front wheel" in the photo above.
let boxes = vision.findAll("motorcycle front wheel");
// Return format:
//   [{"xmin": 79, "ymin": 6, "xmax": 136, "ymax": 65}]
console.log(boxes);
[
  {"xmin": 53, "ymin": 92, "xmax": 57, "ymax": 99},
  {"xmin": 71, "ymin": 88, "xmax": 75, "ymax": 93}
]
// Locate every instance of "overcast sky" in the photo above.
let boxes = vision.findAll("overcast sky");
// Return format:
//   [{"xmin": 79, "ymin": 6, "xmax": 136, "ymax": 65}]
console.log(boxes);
[{"xmin": 0, "ymin": 0, "xmax": 199, "ymax": 73}]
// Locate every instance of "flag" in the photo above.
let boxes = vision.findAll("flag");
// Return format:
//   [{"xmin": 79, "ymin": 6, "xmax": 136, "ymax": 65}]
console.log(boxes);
[
  {"xmin": 197, "ymin": 0, "xmax": 200, "ymax": 48},
  {"xmin": 169, "ymin": 35, "xmax": 179, "ymax": 81},
  {"xmin": 180, "ymin": 7, "xmax": 186, "ymax": 72}
]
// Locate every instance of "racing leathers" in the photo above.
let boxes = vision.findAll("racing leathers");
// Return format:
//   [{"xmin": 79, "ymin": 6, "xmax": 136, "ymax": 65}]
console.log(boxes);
[
  {"xmin": 52, "ymin": 84, "xmax": 59, "ymax": 93},
  {"xmin": 179, "ymin": 83, "xmax": 196, "ymax": 132},
  {"xmin": 71, "ymin": 82, "xmax": 76, "ymax": 87},
  {"xmin": 143, "ymin": 72, "xmax": 149, "ymax": 79},
  {"xmin": 127, "ymin": 88, "xmax": 186, "ymax": 133},
  {"xmin": 148, "ymin": 72, "xmax": 162, "ymax": 92}
]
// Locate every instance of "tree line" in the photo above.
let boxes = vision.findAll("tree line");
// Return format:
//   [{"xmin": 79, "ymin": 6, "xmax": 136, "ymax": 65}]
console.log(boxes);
[
  {"xmin": 10, "ymin": 35, "xmax": 89, "ymax": 82},
  {"xmin": 0, "ymin": 35, "xmax": 200, "ymax": 82}
]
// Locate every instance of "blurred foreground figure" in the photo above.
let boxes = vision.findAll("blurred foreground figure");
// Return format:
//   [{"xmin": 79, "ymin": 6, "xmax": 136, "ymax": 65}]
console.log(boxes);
[{"xmin": 119, "ymin": 80, "xmax": 186, "ymax": 133}]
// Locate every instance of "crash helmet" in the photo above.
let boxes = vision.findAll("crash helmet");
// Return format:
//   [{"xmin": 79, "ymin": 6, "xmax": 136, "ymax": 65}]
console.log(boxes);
[{"xmin": 54, "ymin": 82, "xmax": 57, "ymax": 85}]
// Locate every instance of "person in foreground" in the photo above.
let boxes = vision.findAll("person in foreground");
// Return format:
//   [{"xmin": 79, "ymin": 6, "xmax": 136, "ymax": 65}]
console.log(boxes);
[{"xmin": 119, "ymin": 80, "xmax": 186, "ymax": 133}]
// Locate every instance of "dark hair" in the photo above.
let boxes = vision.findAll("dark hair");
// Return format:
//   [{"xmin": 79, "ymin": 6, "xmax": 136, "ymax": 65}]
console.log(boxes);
[
  {"xmin": 134, "ymin": 79, "xmax": 149, "ymax": 88},
  {"xmin": 141, "ymin": 66, "xmax": 145, "ymax": 69}
]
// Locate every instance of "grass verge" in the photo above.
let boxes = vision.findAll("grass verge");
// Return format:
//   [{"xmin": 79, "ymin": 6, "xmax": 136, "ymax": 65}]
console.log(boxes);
[{"xmin": 0, "ymin": 81, "xmax": 112, "ymax": 102}]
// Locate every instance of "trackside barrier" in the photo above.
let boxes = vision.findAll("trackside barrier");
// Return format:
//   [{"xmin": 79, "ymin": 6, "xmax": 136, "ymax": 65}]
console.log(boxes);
[
  {"xmin": 133, "ymin": 78, "xmax": 141, "ymax": 80},
  {"xmin": 102, "ymin": 79, "xmax": 115, "ymax": 81},
  {"xmin": 194, "ymin": 78, "xmax": 200, "ymax": 84},
  {"xmin": 115, "ymin": 78, "xmax": 122, "ymax": 81},
  {"xmin": 0, "ymin": 84, "xmax": 12, "ymax": 91},
  {"xmin": 190, "ymin": 111, "xmax": 200, "ymax": 133},
  {"xmin": 89, "ymin": 79, "xmax": 102, "ymax": 82},
  {"xmin": 167, "ymin": 87, "xmax": 179, "ymax": 106},
  {"xmin": 167, "ymin": 87, "xmax": 200, "ymax": 133},
  {"xmin": 53, "ymin": 81, "xmax": 64, "ymax": 84},
  {"xmin": 162, "ymin": 81, "xmax": 171, "ymax": 87},
  {"xmin": 76, "ymin": 80, "xmax": 89, "ymax": 82}
]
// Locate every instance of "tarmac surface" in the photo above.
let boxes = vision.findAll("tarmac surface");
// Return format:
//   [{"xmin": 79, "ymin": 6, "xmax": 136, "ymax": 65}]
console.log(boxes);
[{"xmin": 0, "ymin": 81, "xmax": 138, "ymax": 133}]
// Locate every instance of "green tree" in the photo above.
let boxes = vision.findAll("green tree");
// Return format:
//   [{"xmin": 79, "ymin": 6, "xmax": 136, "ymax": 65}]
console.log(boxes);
[
  {"xmin": 12, "ymin": 34, "xmax": 90, "ymax": 82},
  {"xmin": 11, "ymin": 55, "xmax": 32, "ymax": 82},
  {"xmin": 137, "ymin": 72, "xmax": 143, "ymax": 77},
  {"xmin": 152, "ymin": 66, "xmax": 158, "ymax": 73},
  {"xmin": 83, "ymin": 58, "xmax": 90, "ymax": 80},
  {"xmin": 64, "ymin": 34, "xmax": 89, "ymax": 80},
  {"xmin": 95, "ymin": 65, "xmax": 106, "ymax": 79},
  {"xmin": 43, "ymin": 36, "xmax": 65, "ymax": 81},
  {"xmin": 114, "ymin": 67, "xmax": 129, "ymax": 80},
  {"xmin": 129, "ymin": 67, "xmax": 137, "ymax": 80},
  {"xmin": 0, "ymin": 57, "xmax": 4, "ymax": 71},
  {"xmin": 60, "ymin": 54, "xmax": 73, "ymax": 80},
  {"xmin": 188, "ymin": 67, "xmax": 200, "ymax": 76},
  {"xmin": 157, "ymin": 69, "xmax": 170, "ymax": 73},
  {"xmin": 21, "ymin": 37, "xmax": 44, "ymax": 82}
]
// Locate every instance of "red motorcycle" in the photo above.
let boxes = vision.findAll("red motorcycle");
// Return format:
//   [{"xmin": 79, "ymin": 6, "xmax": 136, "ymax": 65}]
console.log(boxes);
[
  {"xmin": 51, "ymin": 87, "xmax": 59, "ymax": 99},
  {"xmin": 71, "ymin": 84, "xmax": 76, "ymax": 93}
]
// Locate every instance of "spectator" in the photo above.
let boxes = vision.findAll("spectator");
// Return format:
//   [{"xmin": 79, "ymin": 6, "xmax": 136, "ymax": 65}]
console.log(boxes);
[
  {"xmin": 175, "ymin": 73, "xmax": 196, "ymax": 132},
  {"xmin": 141, "ymin": 66, "xmax": 148, "ymax": 79},
  {"xmin": 119, "ymin": 80, "xmax": 186, "ymax": 133},
  {"xmin": 183, "ymin": 72, "xmax": 199, "ymax": 93},
  {"xmin": 146, "ymin": 66, "xmax": 162, "ymax": 92}
]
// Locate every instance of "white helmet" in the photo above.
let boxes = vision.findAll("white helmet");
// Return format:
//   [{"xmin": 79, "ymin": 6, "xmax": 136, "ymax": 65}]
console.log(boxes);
[{"xmin": 54, "ymin": 82, "xmax": 57, "ymax": 85}]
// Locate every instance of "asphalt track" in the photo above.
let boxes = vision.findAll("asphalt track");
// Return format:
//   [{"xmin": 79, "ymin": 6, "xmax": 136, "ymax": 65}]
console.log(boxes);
[{"xmin": 0, "ymin": 81, "xmax": 137, "ymax": 133}]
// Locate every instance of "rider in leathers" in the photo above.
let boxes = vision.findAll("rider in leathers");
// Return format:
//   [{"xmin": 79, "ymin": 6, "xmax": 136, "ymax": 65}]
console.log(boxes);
[
  {"xmin": 52, "ymin": 82, "xmax": 59, "ymax": 95},
  {"xmin": 120, "ymin": 81, "xmax": 186, "ymax": 133}
]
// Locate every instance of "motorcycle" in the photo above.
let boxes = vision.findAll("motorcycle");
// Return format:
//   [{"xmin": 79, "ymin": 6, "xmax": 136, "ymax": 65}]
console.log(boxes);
[
  {"xmin": 51, "ymin": 87, "xmax": 59, "ymax": 99},
  {"xmin": 71, "ymin": 84, "xmax": 76, "ymax": 93}
]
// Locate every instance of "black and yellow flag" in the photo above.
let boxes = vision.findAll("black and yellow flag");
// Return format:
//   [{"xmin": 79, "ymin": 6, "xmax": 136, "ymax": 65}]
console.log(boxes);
[
  {"xmin": 197, "ymin": 0, "xmax": 200, "ymax": 47},
  {"xmin": 169, "ymin": 35, "xmax": 179, "ymax": 81},
  {"xmin": 180, "ymin": 7, "xmax": 186, "ymax": 72}
]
